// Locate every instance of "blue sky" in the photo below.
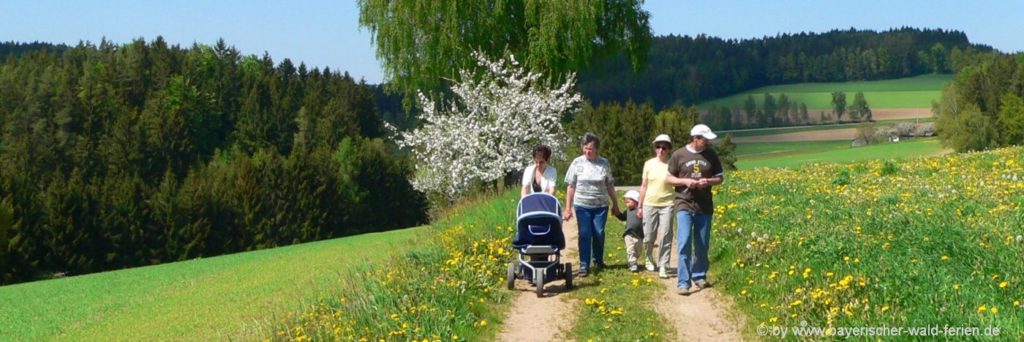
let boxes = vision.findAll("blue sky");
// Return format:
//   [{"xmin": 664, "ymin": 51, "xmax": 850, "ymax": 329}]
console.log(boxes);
[{"xmin": 3, "ymin": 1, "xmax": 1021, "ymax": 84}]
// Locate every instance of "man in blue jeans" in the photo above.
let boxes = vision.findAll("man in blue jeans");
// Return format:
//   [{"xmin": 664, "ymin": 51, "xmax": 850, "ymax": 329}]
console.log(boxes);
[{"xmin": 665, "ymin": 124, "xmax": 724, "ymax": 295}]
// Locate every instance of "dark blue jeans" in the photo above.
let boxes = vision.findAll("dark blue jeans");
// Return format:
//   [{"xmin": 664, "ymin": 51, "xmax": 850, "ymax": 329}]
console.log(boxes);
[{"xmin": 575, "ymin": 205, "xmax": 608, "ymax": 271}]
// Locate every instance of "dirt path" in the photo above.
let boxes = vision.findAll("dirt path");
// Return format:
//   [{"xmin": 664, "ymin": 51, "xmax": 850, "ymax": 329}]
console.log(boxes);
[
  {"xmin": 653, "ymin": 234, "xmax": 746, "ymax": 341},
  {"xmin": 498, "ymin": 207, "xmax": 747, "ymax": 341},
  {"xmin": 497, "ymin": 216, "xmax": 580, "ymax": 341}
]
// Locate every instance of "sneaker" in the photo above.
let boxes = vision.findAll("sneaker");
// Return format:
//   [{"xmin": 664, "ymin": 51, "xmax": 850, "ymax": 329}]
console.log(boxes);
[
  {"xmin": 578, "ymin": 269, "xmax": 589, "ymax": 278},
  {"xmin": 658, "ymin": 267, "xmax": 669, "ymax": 279},
  {"xmin": 629, "ymin": 262, "xmax": 639, "ymax": 272},
  {"xmin": 676, "ymin": 287, "xmax": 692, "ymax": 296},
  {"xmin": 694, "ymin": 279, "xmax": 712, "ymax": 289},
  {"xmin": 645, "ymin": 260, "xmax": 656, "ymax": 272}
]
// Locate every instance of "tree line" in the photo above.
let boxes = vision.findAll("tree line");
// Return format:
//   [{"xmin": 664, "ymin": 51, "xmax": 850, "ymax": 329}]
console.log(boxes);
[
  {"xmin": 579, "ymin": 27, "xmax": 996, "ymax": 110},
  {"xmin": 0, "ymin": 38, "xmax": 427, "ymax": 284},
  {"xmin": 934, "ymin": 53, "xmax": 1024, "ymax": 151}
]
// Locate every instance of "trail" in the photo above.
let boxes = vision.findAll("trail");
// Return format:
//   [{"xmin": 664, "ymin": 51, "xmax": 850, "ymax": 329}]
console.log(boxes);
[
  {"xmin": 496, "ymin": 216, "xmax": 579, "ymax": 341},
  {"xmin": 497, "ymin": 197, "xmax": 748, "ymax": 341},
  {"xmin": 652, "ymin": 226, "xmax": 747, "ymax": 341}
]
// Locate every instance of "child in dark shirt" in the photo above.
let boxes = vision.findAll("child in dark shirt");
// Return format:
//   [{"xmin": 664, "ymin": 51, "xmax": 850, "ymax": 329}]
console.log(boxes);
[{"xmin": 615, "ymin": 190, "xmax": 644, "ymax": 272}]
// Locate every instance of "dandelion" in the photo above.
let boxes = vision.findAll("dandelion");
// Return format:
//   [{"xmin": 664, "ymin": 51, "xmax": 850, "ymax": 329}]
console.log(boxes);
[
  {"xmin": 999, "ymin": 281, "xmax": 1008, "ymax": 288},
  {"xmin": 977, "ymin": 305, "xmax": 988, "ymax": 313},
  {"xmin": 941, "ymin": 255, "xmax": 949, "ymax": 261},
  {"xmin": 990, "ymin": 307, "xmax": 999, "ymax": 314},
  {"xmin": 953, "ymin": 284, "xmax": 960, "ymax": 290}
]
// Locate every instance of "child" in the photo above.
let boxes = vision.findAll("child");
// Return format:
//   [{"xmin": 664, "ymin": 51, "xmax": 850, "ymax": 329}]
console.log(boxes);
[{"xmin": 615, "ymin": 190, "xmax": 644, "ymax": 272}]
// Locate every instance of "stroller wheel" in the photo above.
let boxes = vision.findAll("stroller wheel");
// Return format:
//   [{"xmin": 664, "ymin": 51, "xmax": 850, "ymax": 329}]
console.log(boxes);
[
  {"xmin": 564, "ymin": 263, "xmax": 573, "ymax": 289},
  {"xmin": 506, "ymin": 262, "xmax": 516, "ymax": 290},
  {"xmin": 534, "ymin": 269, "xmax": 545, "ymax": 297}
]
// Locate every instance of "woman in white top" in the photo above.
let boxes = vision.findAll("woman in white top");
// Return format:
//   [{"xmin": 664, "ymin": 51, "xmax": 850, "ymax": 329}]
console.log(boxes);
[{"xmin": 521, "ymin": 145, "xmax": 557, "ymax": 197}]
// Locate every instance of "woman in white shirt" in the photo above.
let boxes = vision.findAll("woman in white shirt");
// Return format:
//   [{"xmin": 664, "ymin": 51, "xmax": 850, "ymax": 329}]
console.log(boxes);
[{"xmin": 521, "ymin": 145, "xmax": 557, "ymax": 197}]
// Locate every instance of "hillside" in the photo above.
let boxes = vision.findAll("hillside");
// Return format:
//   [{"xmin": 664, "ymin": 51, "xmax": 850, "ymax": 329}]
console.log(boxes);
[
  {"xmin": 700, "ymin": 74, "xmax": 951, "ymax": 110},
  {"xmin": 0, "ymin": 227, "xmax": 426, "ymax": 341},
  {"xmin": 579, "ymin": 28, "xmax": 992, "ymax": 110}
]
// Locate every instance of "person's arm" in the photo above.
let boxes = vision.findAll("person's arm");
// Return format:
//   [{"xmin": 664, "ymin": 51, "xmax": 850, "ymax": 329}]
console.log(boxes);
[
  {"xmin": 695, "ymin": 152, "xmax": 725, "ymax": 189},
  {"xmin": 637, "ymin": 176, "xmax": 649, "ymax": 219},
  {"xmin": 614, "ymin": 210, "xmax": 627, "ymax": 221},
  {"xmin": 544, "ymin": 166, "xmax": 557, "ymax": 195},
  {"xmin": 665, "ymin": 173, "xmax": 696, "ymax": 188},
  {"xmin": 607, "ymin": 183, "xmax": 620, "ymax": 217},
  {"xmin": 520, "ymin": 166, "xmax": 532, "ymax": 197},
  {"xmin": 563, "ymin": 185, "xmax": 575, "ymax": 221}
]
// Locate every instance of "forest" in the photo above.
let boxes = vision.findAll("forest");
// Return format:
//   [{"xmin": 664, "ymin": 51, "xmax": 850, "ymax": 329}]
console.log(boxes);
[
  {"xmin": 579, "ymin": 27, "xmax": 995, "ymax": 109},
  {"xmin": 0, "ymin": 38, "xmax": 427, "ymax": 284}
]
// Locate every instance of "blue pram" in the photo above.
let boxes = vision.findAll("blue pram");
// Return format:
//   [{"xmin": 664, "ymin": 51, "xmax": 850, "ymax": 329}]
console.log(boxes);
[{"xmin": 506, "ymin": 192, "xmax": 573, "ymax": 297}]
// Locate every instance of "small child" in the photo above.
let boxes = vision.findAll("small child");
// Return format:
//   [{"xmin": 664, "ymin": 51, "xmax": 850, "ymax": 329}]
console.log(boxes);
[{"xmin": 615, "ymin": 190, "xmax": 644, "ymax": 272}]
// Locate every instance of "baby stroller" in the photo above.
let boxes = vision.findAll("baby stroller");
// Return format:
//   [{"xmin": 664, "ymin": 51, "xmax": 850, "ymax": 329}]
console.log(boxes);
[{"xmin": 506, "ymin": 192, "xmax": 573, "ymax": 297}]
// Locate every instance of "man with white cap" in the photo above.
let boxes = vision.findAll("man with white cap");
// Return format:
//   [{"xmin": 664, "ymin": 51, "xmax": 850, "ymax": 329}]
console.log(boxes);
[
  {"xmin": 665, "ymin": 124, "xmax": 724, "ymax": 295},
  {"xmin": 638, "ymin": 133, "xmax": 676, "ymax": 278}
]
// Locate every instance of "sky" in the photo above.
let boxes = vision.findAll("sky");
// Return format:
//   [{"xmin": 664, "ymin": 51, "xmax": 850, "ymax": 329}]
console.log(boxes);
[{"xmin": 3, "ymin": 1, "xmax": 1022, "ymax": 85}]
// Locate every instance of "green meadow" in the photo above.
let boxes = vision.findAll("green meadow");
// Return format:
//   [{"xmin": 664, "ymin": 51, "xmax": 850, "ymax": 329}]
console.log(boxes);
[
  {"xmin": 735, "ymin": 137, "xmax": 947, "ymax": 169},
  {"xmin": 0, "ymin": 227, "xmax": 426, "ymax": 341},
  {"xmin": 714, "ymin": 145, "xmax": 1024, "ymax": 339},
  {"xmin": 700, "ymin": 74, "xmax": 951, "ymax": 110}
]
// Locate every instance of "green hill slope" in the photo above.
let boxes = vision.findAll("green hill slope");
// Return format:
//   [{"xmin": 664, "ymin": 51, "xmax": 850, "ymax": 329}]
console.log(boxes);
[
  {"xmin": 700, "ymin": 74, "xmax": 951, "ymax": 110},
  {"xmin": 0, "ymin": 227, "xmax": 426, "ymax": 341}
]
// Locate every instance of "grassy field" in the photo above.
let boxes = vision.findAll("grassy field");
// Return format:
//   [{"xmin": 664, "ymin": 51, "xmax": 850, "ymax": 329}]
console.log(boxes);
[
  {"xmin": 734, "ymin": 137, "xmax": 947, "ymax": 169},
  {"xmin": 270, "ymin": 190, "xmax": 521, "ymax": 341},
  {"xmin": 713, "ymin": 146, "xmax": 1024, "ymax": 339},
  {"xmin": 700, "ymin": 74, "xmax": 951, "ymax": 110},
  {"xmin": 0, "ymin": 227, "xmax": 426, "ymax": 341},
  {"xmin": 722, "ymin": 118, "xmax": 933, "ymax": 138}
]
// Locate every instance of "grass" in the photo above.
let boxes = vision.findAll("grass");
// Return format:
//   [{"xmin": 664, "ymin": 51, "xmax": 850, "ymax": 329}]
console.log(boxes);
[
  {"xmin": 713, "ymin": 146, "xmax": 1024, "ymax": 339},
  {"xmin": 268, "ymin": 190, "xmax": 521, "ymax": 341},
  {"xmin": 700, "ymin": 74, "xmax": 951, "ymax": 110},
  {"xmin": 568, "ymin": 195, "xmax": 676, "ymax": 341},
  {"xmin": 0, "ymin": 227, "xmax": 427, "ymax": 341},
  {"xmin": 735, "ymin": 138, "xmax": 947, "ymax": 169}
]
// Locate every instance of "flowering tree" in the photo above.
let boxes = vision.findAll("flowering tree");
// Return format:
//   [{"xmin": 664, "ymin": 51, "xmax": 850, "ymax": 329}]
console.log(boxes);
[{"xmin": 393, "ymin": 51, "xmax": 582, "ymax": 200}]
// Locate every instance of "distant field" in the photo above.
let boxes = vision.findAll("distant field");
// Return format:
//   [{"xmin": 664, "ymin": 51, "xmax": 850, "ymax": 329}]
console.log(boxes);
[
  {"xmin": 700, "ymin": 74, "xmax": 951, "ymax": 110},
  {"xmin": 735, "ymin": 137, "xmax": 948, "ymax": 169},
  {"xmin": 0, "ymin": 227, "xmax": 425, "ymax": 341},
  {"xmin": 723, "ymin": 119, "xmax": 934, "ymax": 144}
]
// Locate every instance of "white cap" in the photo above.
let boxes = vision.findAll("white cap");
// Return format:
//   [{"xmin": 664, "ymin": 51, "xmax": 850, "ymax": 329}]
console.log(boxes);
[
  {"xmin": 624, "ymin": 190, "xmax": 640, "ymax": 203},
  {"xmin": 690, "ymin": 124, "xmax": 717, "ymax": 140},
  {"xmin": 652, "ymin": 134, "xmax": 671, "ymax": 144}
]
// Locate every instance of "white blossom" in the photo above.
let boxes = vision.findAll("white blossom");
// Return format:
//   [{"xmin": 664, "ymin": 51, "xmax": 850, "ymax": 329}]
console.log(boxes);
[{"xmin": 392, "ymin": 51, "xmax": 582, "ymax": 200}]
